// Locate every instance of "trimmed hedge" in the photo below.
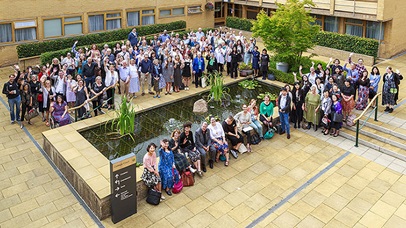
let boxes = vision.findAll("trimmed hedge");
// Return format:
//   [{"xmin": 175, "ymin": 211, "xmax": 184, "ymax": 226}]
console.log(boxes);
[
  {"xmin": 226, "ymin": 17, "xmax": 253, "ymax": 32},
  {"xmin": 313, "ymin": 31, "xmax": 379, "ymax": 58},
  {"xmin": 40, "ymin": 28, "xmax": 214, "ymax": 65},
  {"xmin": 224, "ymin": 17, "xmax": 379, "ymax": 58},
  {"xmin": 268, "ymin": 68, "xmax": 298, "ymax": 85},
  {"xmin": 18, "ymin": 21, "xmax": 186, "ymax": 58}
]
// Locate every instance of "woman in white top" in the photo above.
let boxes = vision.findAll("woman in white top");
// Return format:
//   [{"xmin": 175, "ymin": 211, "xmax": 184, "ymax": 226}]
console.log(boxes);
[
  {"xmin": 104, "ymin": 58, "xmax": 118, "ymax": 110},
  {"xmin": 207, "ymin": 117, "xmax": 230, "ymax": 165},
  {"xmin": 128, "ymin": 59, "xmax": 140, "ymax": 98}
]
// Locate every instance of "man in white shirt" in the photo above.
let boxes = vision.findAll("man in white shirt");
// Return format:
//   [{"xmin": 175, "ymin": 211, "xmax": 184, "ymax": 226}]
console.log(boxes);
[{"xmin": 196, "ymin": 28, "xmax": 205, "ymax": 41}]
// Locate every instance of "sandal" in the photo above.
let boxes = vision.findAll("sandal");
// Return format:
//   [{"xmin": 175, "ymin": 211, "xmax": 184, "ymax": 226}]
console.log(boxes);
[
  {"xmin": 45, "ymin": 122, "xmax": 50, "ymax": 127},
  {"xmin": 224, "ymin": 161, "xmax": 229, "ymax": 166},
  {"xmin": 333, "ymin": 133, "xmax": 339, "ymax": 137}
]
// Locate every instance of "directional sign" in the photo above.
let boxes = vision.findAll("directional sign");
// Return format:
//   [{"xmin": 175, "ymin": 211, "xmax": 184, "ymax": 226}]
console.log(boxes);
[{"xmin": 110, "ymin": 153, "xmax": 137, "ymax": 224}]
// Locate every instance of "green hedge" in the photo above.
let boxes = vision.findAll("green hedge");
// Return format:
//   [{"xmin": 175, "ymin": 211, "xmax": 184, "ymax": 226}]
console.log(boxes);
[
  {"xmin": 225, "ymin": 17, "xmax": 379, "ymax": 58},
  {"xmin": 40, "ymin": 28, "xmax": 214, "ymax": 65},
  {"xmin": 313, "ymin": 31, "xmax": 379, "ymax": 58},
  {"xmin": 226, "ymin": 17, "xmax": 253, "ymax": 32},
  {"xmin": 268, "ymin": 68, "xmax": 298, "ymax": 85},
  {"xmin": 18, "ymin": 21, "xmax": 187, "ymax": 58}
]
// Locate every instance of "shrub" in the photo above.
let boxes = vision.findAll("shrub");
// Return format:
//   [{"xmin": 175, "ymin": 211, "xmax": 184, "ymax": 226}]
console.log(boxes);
[
  {"xmin": 40, "ymin": 28, "xmax": 214, "ymax": 65},
  {"xmin": 18, "ymin": 21, "xmax": 186, "ymax": 58},
  {"xmin": 268, "ymin": 67, "xmax": 298, "ymax": 85},
  {"xmin": 313, "ymin": 31, "xmax": 379, "ymax": 58},
  {"xmin": 226, "ymin": 17, "xmax": 253, "ymax": 31}
]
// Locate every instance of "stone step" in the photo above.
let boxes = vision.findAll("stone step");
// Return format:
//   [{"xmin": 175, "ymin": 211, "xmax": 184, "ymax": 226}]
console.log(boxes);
[{"xmin": 340, "ymin": 127, "xmax": 406, "ymax": 162}]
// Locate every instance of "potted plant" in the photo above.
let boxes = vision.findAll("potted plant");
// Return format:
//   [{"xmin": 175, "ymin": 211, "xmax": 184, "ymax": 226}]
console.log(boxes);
[{"xmin": 239, "ymin": 62, "xmax": 254, "ymax": 77}]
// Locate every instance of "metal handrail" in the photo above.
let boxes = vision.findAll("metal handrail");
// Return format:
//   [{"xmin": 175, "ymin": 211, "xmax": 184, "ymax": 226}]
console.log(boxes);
[{"xmin": 354, "ymin": 92, "xmax": 382, "ymax": 147}]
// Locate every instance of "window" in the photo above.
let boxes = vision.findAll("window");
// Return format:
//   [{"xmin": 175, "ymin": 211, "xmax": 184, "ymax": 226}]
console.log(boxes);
[
  {"xmin": 64, "ymin": 16, "xmax": 82, "ymax": 35},
  {"xmin": 14, "ymin": 21, "xmax": 37, "ymax": 42},
  {"xmin": 88, "ymin": 12, "xmax": 122, "ymax": 32},
  {"xmin": 345, "ymin": 19, "xmax": 364, "ymax": 37},
  {"xmin": 142, "ymin": 10, "xmax": 155, "ymax": 25},
  {"xmin": 247, "ymin": 6, "xmax": 260, "ymax": 20},
  {"xmin": 215, "ymin": 2, "xmax": 225, "ymax": 18},
  {"xmin": 159, "ymin": 8, "xmax": 184, "ymax": 17},
  {"xmin": 324, "ymin": 16, "xmax": 339, "ymax": 33},
  {"xmin": 188, "ymin": 6, "xmax": 203, "ymax": 14},
  {"xmin": 0, "ymin": 23, "xmax": 12, "ymax": 43},
  {"xmin": 44, "ymin": 16, "xmax": 83, "ymax": 38},
  {"xmin": 127, "ymin": 11, "xmax": 140, "ymax": 27},
  {"xmin": 44, "ymin": 19, "xmax": 62, "ymax": 37},
  {"xmin": 312, "ymin": 15, "xmax": 323, "ymax": 27},
  {"xmin": 366, "ymin": 21, "xmax": 384, "ymax": 40}
]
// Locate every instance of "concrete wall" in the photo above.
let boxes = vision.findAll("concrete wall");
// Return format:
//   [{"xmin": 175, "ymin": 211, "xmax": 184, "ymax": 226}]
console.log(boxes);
[{"xmin": 0, "ymin": 0, "xmax": 214, "ymax": 66}]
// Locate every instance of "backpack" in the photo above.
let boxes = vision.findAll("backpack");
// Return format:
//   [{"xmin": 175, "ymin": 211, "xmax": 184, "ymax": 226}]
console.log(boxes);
[
  {"xmin": 264, "ymin": 129, "xmax": 274, "ymax": 139},
  {"xmin": 250, "ymin": 133, "xmax": 261, "ymax": 145}
]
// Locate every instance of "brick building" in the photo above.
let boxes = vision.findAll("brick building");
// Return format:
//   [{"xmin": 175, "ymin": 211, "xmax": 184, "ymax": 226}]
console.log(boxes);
[
  {"xmin": 214, "ymin": 0, "xmax": 406, "ymax": 59},
  {"xmin": 0, "ymin": 0, "xmax": 214, "ymax": 66}
]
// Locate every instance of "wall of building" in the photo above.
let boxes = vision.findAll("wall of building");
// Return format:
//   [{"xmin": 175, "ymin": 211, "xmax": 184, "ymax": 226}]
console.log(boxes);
[{"xmin": 0, "ymin": 0, "xmax": 214, "ymax": 66}]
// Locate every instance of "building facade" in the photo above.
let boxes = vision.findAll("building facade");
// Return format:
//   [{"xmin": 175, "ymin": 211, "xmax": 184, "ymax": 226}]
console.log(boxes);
[
  {"xmin": 214, "ymin": 0, "xmax": 406, "ymax": 59},
  {"xmin": 0, "ymin": 0, "xmax": 214, "ymax": 66}
]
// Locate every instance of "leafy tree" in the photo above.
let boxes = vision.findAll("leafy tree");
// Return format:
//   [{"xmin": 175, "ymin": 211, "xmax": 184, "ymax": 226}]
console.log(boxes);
[{"xmin": 252, "ymin": 0, "xmax": 320, "ymax": 68}]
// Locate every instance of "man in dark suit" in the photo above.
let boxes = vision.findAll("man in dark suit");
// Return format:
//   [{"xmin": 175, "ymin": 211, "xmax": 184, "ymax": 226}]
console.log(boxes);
[{"xmin": 195, "ymin": 122, "xmax": 216, "ymax": 171}]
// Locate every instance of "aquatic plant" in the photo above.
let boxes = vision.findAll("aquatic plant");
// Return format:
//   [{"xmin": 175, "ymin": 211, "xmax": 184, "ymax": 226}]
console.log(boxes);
[
  {"xmin": 109, "ymin": 96, "xmax": 136, "ymax": 139},
  {"xmin": 238, "ymin": 79, "xmax": 261, "ymax": 90}
]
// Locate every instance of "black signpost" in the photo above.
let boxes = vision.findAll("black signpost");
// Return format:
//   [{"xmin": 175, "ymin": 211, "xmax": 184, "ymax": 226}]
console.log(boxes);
[{"xmin": 110, "ymin": 153, "xmax": 137, "ymax": 224}]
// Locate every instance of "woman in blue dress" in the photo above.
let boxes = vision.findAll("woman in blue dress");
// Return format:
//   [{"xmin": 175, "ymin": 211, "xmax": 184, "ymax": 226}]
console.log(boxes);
[
  {"xmin": 158, "ymin": 139, "xmax": 179, "ymax": 196},
  {"xmin": 252, "ymin": 46, "xmax": 260, "ymax": 77}
]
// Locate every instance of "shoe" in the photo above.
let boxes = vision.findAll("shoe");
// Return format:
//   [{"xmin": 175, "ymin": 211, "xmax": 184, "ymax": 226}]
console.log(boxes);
[
  {"xmin": 165, "ymin": 189, "xmax": 172, "ymax": 196},
  {"xmin": 165, "ymin": 92, "xmax": 168, "ymax": 95},
  {"xmin": 149, "ymin": 92, "xmax": 154, "ymax": 95},
  {"xmin": 202, "ymin": 166, "xmax": 207, "ymax": 173},
  {"xmin": 307, "ymin": 123, "xmax": 311, "ymax": 129},
  {"xmin": 157, "ymin": 95, "xmax": 161, "ymax": 98},
  {"xmin": 153, "ymin": 95, "xmax": 157, "ymax": 98},
  {"xmin": 141, "ymin": 92, "xmax": 145, "ymax": 96},
  {"xmin": 11, "ymin": 120, "xmax": 15, "ymax": 124},
  {"xmin": 209, "ymin": 160, "xmax": 214, "ymax": 169},
  {"xmin": 388, "ymin": 108, "xmax": 394, "ymax": 113},
  {"xmin": 314, "ymin": 125, "xmax": 318, "ymax": 131},
  {"xmin": 384, "ymin": 106, "xmax": 390, "ymax": 111},
  {"xmin": 280, "ymin": 131, "xmax": 285, "ymax": 135},
  {"xmin": 294, "ymin": 124, "xmax": 297, "ymax": 129},
  {"xmin": 100, "ymin": 110, "xmax": 106, "ymax": 114},
  {"xmin": 189, "ymin": 167, "xmax": 196, "ymax": 173},
  {"xmin": 198, "ymin": 171, "xmax": 203, "ymax": 177},
  {"xmin": 161, "ymin": 195, "xmax": 166, "ymax": 200},
  {"xmin": 224, "ymin": 161, "xmax": 229, "ymax": 166},
  {"xmin": 28, "ymin": 121, "xmax": 32, "ymax": 125},
  {"xmin": 287, "ymin": 134, "xmax": 290, "ymax": 139}
]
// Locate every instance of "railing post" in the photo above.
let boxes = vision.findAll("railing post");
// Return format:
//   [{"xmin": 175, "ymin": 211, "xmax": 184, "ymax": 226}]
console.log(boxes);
[
  {"xmin": 112, "ymin": 88, "xmax": 115, "ymax": 109},
  {"xmin": 355, "ymin": 119, "xmax": 360, "ymax": 147},
  {"xmin": 374, "ymin": 96, "xmax": 379, "ymax": 121},
  {"xmin": 75, "ymin": 109, "xmax": 78, "ymax": 122}
]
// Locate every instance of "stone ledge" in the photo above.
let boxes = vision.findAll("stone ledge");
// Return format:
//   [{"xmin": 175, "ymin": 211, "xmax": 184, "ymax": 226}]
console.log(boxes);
[{"xmin": 309, "ymin": 45, "xmax": 375, "ymax": 67}]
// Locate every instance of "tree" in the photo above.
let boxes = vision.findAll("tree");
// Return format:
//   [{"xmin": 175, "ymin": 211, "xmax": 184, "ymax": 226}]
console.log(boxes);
[{"xmin": 252, "ymin": 0, "xmax": 319, "ymax": 68}]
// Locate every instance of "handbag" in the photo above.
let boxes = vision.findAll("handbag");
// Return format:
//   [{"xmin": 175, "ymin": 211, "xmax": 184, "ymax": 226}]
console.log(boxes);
[
  {"xmin": 25, "ymin": 108, "xmax": 39, "ymax": 120},
  {"xmin": 332, "ymin": 113, "xmax": 343, "ymax": 122},
  {"xmin": 146, "ymin": 189, "xmax": 161, "ymax": 205},
  {"xmin": 264, "ymin": 129, "xmax": 274, "ymax": 139},
  {"xmin": 181, "ymin": 171, "xmax": 194, "ymax": 187},
  {"xmin": 172, "ymin": 169, "xmax": 183, "ymax": 194},
  {"xmin": 238, "ymin": 144, "xmax": 248, "ymax": 154}
]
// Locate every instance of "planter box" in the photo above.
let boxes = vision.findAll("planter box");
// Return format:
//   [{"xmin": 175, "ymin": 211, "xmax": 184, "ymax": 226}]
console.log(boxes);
[{"xmin": 276, "ymin": 62, "xmax": 289, "ymax": 73}]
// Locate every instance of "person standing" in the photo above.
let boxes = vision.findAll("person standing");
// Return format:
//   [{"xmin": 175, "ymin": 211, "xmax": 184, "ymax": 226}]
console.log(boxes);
[
  {"xmin": 252, "ymin": 46, "xmax": 260, "ymax": 77},
  {"xmin": 260, "ymin": 49, "xmax": 270, "ymax": 80},
  {"xmin": 139, "ymin": 54, "xmax": 153, "ymax": 96},
  {"xmin": 278, "ymin": 87, "xmax": 292, "ymax": 139},
  {"xmin": 382, "ymin": 66, "xmax": 400, "ymax": 113},
  {"xmin": 192, "ymin": 52, "xmax": 205, "ymax": 88},
  {"xmin": 128, "ymin": 28, "xmax": 138, "ymax": 48},
  {"xmin": 230, "ymin": 47, "xmax": 239, "ymax": 79},
  {"xmin": 81, "ymin": 57, "xmax": 97, "ymax": 89},
  {"xmin": 3, "ymin": 66, "xmax": 22, "ymax": 124}
]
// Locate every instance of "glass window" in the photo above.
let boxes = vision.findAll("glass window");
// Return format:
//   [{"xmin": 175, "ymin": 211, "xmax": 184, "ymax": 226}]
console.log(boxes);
[
  {"xmin": 173, "ymin": 8, "xmax": 184, "ymax": 16},
  {"xmin": 366, "ymin": 21, "xmax": 384, "ymax": 40},
  {"xmin": 324, "ymin": 16, "xmax": 338, "ymax": 33},
  {"xmin": 44, "ymin": 19, "xmax": 62, "ymax": 37},
  {"xmin": 107, "ymin": 13, "xmax": 120, "ymax": 18},
  {"xmin": 142, "ymin": 15, "xmax": 155, "ymax": 25},
  {"xmin": 14, "ymin": 21, "xmax": 36, "ymax": 28},
  {"xmin": 160, "ymin": 10, "xmax": 171, "ymax": 17},
  {"xmin": 88, "ymin": 15, "xmax": 104, "ymax": 32},
  {"xmin": 345, "ymin": 19, "xmax": 364, "ymax": 37},
  {"xmin": 65, "ymin": 23, "xmax": 82, "ymax": 35},
  {"xmin": 142, "ymin": 10, "xmax": 154, "ymax": 14},
  {"xmin": 127, "ymin": 11, "xmax": 140, "ymax": 26},
  {"xmin": 0, "ymin": 23, "xmax": 12, "ymax": 43},
  {"xmin": 106, "ymin": 19, "xmax": 121, "ymax": 30},
  {"xmin": 15, "ymin": 28, "xmax": 36, "ymax": 42},
  {"xmin": 65, "ymin": 16, "xmax": 81, "ymax": 23}
]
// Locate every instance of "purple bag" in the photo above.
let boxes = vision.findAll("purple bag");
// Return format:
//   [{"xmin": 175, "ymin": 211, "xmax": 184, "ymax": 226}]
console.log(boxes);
[{"xmin": 172, "ymin": 168, "xmax": 183, "ymax": 194}]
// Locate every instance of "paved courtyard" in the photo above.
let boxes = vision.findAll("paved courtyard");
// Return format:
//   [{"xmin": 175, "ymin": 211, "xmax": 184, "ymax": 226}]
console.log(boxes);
[{"xmin": 1, "ymin": 52, "xmax": 406, "ymax": 227}]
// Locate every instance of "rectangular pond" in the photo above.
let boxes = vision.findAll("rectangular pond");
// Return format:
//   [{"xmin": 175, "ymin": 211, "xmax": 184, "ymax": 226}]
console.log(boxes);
[{"xmin": 80, "ymin": 80, "xmax": 280, "ymax": 162}]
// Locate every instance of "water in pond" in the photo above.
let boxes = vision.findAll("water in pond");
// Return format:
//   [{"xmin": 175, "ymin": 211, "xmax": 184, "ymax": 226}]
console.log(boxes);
[{"xmin": 80, "ymin": 81, "xmax": 280, "ymax": 162}]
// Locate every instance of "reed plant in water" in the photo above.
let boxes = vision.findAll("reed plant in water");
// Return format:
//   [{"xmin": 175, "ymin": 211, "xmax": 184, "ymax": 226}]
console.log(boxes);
[
  {"xmin": 206, "ymin": 71, "xmax": 230, "ymax": 102},
  {"xmin": 109, "ymin": 96, "xmax": 136, "ymax": 140}
]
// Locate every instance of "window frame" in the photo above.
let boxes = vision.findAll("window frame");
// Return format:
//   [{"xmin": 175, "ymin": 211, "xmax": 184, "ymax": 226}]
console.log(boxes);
[
  {"xmin": 126, "ymin": 10, "xmax": 141, "ymax": 27},
  {"xmin": 43, "ymin": 15, "xmax": 83, "ymax": 39},
  {"xmin": 187, "ymin": 5, "xmax": 203, "ymax": 15},
  {"xmin": 88, "ymin": 11, "xmax": 122, "ymax": 33},
  {"xmin": 344, "ymin": 18, "xmax": 366, "ymax": 38},
  {"xmin": 0, "ymin": 19, "xmax": 38, "ymax": 44},
  {"xmin": 159, "ymin": 7, "xmax": 185, "ymax": 18}
]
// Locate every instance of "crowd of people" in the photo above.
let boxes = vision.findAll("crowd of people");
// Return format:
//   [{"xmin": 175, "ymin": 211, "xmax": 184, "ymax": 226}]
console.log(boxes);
[{"xmin": 2, "ymin": 27, "xmax": 273, "ymax": 128}]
